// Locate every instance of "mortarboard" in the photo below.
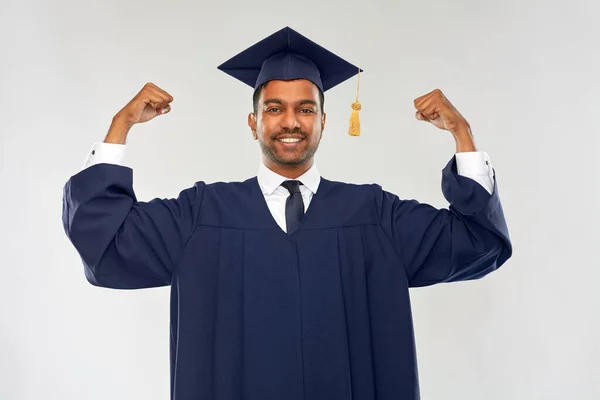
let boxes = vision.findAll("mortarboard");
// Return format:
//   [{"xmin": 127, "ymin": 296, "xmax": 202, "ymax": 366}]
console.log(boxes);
[{"xmin": 218, "ymin": 26, "xmax": 364, "ymax": 136}]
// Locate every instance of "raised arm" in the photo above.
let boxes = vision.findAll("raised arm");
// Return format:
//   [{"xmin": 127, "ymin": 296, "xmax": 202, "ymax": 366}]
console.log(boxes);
[
  {"xmin": 380, "ymin": 89, "xmax": 512, "ymax": 286},
  {"xmin": 62, "ymin": 83, "xmax": 203, "ymax": 289}
]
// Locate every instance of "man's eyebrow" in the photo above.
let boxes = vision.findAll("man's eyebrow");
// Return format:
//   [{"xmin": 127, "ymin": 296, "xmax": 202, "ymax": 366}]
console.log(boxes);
[
  {"xmin": 263, "ymin": 98, "xmax": 284, "ymax": 105},
  {"xmin": 297, "ymin": 99, "xmax": 318, "ymax": 107},
  {"xmin": 262, "ymin": 98, "xmax": 318, "ymax": 108}
]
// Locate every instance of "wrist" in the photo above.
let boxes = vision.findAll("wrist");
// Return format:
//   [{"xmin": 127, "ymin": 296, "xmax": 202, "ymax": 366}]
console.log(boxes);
[
  {"xmin": 105, "ymin": 115, "xmax": 133, "ymax": 144},
  {"xmin": 451, "ymin": 121, "xmax": 471, "ymax": 139},
  {"xmin": 452, "ymin": 123, "xmax": 476, "ymax": 152}
]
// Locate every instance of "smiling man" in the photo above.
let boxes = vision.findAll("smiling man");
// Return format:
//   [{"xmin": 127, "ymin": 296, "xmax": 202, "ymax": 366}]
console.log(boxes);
[
  {"xmin": 252, "ymin": 79, "xmax": 323, "ymax": 170},
  {"xmin": 62, "ymin": 27, "xmax": 512, "ymax": 400}
]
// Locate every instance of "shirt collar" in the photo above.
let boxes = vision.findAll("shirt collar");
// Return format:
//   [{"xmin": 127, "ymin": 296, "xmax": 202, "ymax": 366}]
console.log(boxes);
[{"xmin": 257, "ymin": 162, "xmax": 321, "ymax": 195}]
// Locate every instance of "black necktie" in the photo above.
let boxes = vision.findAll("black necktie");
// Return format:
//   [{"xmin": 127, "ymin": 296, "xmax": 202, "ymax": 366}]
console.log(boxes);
[{"xmin": 281, "ymin": 180, "xmax": 305, "ymax": 234}]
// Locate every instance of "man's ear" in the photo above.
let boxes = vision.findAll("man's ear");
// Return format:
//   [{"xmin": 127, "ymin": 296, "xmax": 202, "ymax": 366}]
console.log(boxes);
[
  {"xmin": 321, "ymin": 112, "xmax": 326, "ymax": 134},
  {"xmin": 248, "ymin": 113, "xmax": 258, "ymax": 140}
]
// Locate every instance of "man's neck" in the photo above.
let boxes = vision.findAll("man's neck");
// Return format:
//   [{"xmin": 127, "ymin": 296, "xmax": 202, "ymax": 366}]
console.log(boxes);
[{"xmin": 263, "ymin": 158, "xmax": 313, "ymax": 179}]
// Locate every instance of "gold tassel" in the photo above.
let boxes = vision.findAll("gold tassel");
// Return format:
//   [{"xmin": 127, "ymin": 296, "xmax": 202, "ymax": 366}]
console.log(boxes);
[{"xmin": 348, "ymin": 67, "xmax": 362, "ymax": 136}]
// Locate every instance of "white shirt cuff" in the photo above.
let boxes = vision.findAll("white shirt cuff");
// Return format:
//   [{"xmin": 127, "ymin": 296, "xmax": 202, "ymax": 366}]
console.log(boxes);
[
  {"xmin": 455, "ymin": 151, "xmax": 494, "ymax": 195},
  {"xmin": 82, "ymin": 142, "xmax": 127, "ymax": 170}
]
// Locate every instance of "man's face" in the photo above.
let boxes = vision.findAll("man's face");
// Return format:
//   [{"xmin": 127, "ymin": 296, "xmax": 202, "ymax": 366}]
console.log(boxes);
[{"xmin": 249, "ymin": 79, "xmax": 326, "ymax": 167}]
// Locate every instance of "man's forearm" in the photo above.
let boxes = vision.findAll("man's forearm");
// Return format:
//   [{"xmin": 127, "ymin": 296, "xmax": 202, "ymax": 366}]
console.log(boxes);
[
  {"xmin": 104, "ymin": 116, "xmax": 133, "ymax": 145},
  {"xmin": 453, "ymin": 124, "xmax": 477, "ymax": 153}
]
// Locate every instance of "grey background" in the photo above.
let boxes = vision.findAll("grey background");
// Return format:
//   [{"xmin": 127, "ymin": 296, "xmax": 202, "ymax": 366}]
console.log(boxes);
[{"xmin": 1, "ymin": 0, "xmax": 599, "ymax": 399}]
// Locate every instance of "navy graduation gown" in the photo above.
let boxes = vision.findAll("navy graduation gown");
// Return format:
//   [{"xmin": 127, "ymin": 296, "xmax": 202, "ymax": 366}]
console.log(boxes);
[{"xmin": 62, "ymin": 156, "xmax": 512, "ymax": 400}]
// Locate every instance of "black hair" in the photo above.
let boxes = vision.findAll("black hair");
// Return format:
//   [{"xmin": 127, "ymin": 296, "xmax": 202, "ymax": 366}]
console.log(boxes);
[{"xmin": 252, "ymin": 81, "xmax": 325, "ymax": 114}]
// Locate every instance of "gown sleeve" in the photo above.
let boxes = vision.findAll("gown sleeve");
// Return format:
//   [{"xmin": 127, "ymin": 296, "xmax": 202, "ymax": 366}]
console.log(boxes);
[
  {"xmin": 378, "ymin": 156, "xmax": 512, "ymax": 287},
  {"xmin": 62, "ymin": 163, "xmax": 204, "ymax": 289}
]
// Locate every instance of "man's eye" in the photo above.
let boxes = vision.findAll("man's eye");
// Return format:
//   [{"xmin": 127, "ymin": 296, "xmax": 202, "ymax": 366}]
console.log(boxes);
[
  {"xmin": 299, "ymin": 109, "xmax": 315, "ymax": 114},
  {"xmin": 267, "ymin": 108, "xmax": 281, "ymax": 113}
]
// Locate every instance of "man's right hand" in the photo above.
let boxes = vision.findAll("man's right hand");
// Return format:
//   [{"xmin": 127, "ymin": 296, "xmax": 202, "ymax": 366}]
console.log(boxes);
[{"xmin": 104, "ymin": 83, "xmax": 174, "ymax": 144}]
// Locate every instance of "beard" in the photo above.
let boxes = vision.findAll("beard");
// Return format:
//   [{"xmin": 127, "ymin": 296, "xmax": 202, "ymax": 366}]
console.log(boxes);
[{"xmin": 258, "ymin": 128, "xmax": 321, "ymax": 165}]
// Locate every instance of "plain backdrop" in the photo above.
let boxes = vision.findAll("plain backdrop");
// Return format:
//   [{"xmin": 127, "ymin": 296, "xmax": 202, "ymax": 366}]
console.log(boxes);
[{"xmin": 1, "ymin": 0, "xmax": 599, "ymax": 399}]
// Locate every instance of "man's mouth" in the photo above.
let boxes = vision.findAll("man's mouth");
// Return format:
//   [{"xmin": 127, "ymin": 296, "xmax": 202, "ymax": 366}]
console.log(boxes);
[{"xmin": 277, "ymin": 137, "xmax": 303, "ymax": 143}]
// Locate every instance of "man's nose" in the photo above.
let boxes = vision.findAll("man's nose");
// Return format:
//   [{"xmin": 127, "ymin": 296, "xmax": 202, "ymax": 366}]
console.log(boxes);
[{"xmin": 280, "ymin": 109, "xmax": 300, "ymax": 131}]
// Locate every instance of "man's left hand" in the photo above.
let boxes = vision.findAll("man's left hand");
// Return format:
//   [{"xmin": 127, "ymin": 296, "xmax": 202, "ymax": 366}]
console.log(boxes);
[{"xmin": 414, "ymin": 89, "xmax": 470, "ymax": 137}]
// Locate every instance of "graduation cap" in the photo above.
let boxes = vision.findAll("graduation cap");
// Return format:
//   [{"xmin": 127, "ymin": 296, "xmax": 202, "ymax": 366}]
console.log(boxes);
[{"xmin": 218, "ymin": 26, "xmax": 364, "ymax": 136}]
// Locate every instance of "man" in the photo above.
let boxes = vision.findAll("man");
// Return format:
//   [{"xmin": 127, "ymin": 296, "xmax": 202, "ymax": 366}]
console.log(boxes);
[{"xmin": 62, "ymin": 27, "xmax": 512, "ymax": 400}]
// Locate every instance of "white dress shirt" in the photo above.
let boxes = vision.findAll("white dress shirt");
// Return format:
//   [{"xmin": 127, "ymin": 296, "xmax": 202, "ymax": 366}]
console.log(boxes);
[
  {"xmin": 257, "ymin": 161, "xmax": 321, "ymax": 233},
  {"xmin": 82, "ymin": 142, "xmax": 495, "ymax": 233}
]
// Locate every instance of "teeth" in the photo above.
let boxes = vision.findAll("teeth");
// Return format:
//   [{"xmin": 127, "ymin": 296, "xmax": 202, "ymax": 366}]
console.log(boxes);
[{"xmin": 279, "ymin": 138, "xmax": 302, "ymax": 143}]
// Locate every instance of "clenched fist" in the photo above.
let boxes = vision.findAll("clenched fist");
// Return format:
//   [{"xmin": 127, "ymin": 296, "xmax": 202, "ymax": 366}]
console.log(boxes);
[
  {"xmin": 105, "ymin": 83, "xmax": 174, "ymax": 144},
  {"xmin": 117, "ymin": 82, "xmax": 174, "ymax": 126},
  {"xmin": 414, "ymin": 89, "xmax": 469, "ymax": 136},
  {"xmin": 414, "ymin": 89, "xmax": 476, "ymax": 152}
]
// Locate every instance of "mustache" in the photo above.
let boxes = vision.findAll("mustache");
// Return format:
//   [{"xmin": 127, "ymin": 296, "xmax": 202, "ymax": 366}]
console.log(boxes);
[{"xmin": 271, "ymin": 128, "xmax": 307, "ymax": 140}]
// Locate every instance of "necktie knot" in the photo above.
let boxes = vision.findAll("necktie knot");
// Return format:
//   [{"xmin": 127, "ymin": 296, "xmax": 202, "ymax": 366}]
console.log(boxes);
[{"xmin": 281, "ymin": 180, "xmax": 302, "ymax": 194}]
